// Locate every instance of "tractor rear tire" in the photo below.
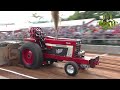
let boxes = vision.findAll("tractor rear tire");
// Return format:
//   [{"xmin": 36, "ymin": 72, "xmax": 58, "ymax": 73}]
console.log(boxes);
[
  {"xmin": 64, "ymin": 61, "xmax": 79, "ymax": 76},
  {"xmin": 19, "ymin": 42, "xmax": 43, "ymax": 69}
]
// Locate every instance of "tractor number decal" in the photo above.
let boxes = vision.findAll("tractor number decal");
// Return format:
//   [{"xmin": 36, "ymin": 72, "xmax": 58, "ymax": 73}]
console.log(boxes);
[
  {"xmin": 47, "ymin": 47, "xmax": 68, "ymax": 56},
  {"xmin": 56, "ymin": 49, "xmax": 63, "ymax": 54}
]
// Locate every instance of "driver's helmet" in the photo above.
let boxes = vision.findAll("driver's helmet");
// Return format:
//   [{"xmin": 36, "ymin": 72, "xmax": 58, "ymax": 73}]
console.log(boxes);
[{"xmin": 29, "ymin": 27, "xmax": 43, "ymax": 37}]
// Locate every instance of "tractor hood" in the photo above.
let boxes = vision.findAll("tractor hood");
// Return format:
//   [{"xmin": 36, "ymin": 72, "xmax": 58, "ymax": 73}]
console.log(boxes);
[
  {"xmin": 45, "ymin": 36, "xmax": 81, "ymax": 42},
  {"xmin": 45, "ymin": 36, "xmax": 81, "ymax": 46}
]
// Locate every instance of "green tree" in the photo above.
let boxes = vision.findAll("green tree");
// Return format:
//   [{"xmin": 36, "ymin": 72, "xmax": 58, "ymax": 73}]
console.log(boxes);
[
  {"xmin": 67, "ymin": 11, "xmax": 81, "ymax": 20},
  {"xmin": 67, "ymin": 11, "xmax": 120, "ymax": 20}
]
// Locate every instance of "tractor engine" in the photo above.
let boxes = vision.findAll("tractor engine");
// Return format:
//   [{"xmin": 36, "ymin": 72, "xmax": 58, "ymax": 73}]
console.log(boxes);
[{"xmin": 75, "ymin": 40, "xmax": 85, "ymax": 57}]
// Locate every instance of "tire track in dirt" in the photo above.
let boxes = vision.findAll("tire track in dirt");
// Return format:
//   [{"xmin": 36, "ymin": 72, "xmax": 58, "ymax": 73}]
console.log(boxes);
[
  {"xmin": 100, "ymin": 60, "xmax": 120, "ymax": 65},
  {"xmin": 85, "ymin": 53, "xmax": 120, "ymax": 78},
  {"xmin": 87, "ymin": 68, "xmax": 120, "ymax": 79},
  {"xmin": 96, "ymin": 63, "xmax": 120, "ymax": 72}
]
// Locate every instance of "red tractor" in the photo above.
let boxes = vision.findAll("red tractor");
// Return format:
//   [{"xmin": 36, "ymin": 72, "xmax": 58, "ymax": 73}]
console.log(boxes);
[{"xmin": 19, "ymin": 27, "xmax": 99, "ymax": 76}]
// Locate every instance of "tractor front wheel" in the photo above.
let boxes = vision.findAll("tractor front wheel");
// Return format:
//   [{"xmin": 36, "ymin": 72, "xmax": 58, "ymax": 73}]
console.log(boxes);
[{"xmin": 64, "ymin": 61, "xmax": 79, "ymax": 76}]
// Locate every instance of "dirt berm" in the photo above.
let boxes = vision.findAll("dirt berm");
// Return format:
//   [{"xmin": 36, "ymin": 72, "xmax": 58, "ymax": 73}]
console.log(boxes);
[{"xmin": 0, "ymin": 42, "xmax": 21, "ymax": 66}]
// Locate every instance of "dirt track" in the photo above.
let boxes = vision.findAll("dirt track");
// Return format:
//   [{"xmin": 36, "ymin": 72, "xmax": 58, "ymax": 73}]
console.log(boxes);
[{"xmin": 0, "ymin": 53, "xmax": 120, "ymax": 79}]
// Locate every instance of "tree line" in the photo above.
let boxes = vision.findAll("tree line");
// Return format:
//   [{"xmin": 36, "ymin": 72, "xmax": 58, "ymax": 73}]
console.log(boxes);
[{"xmin": 64, "ymin": 11, "xmax": 120, "ymax": 21}]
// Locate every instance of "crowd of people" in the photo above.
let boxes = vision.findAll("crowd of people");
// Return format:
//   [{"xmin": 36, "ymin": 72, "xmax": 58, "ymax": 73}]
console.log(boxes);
[
  {"xmin": 0, "ymin": 24, "xmax": 120, "ymax": 45},
  {"xmin": 41, "ymin": 24, "xmax": 120, "ymax": 39}
]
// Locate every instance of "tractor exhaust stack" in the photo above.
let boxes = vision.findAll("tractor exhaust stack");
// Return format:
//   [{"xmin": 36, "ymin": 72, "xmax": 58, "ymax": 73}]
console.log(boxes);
[{"xmin": 51, "ymin": 11, "xmax": 59, "ymax": 39}]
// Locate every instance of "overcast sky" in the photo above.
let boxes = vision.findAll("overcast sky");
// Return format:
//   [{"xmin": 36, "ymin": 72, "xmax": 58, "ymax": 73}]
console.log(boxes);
[{"xmin": 0, "ymin": 11, "xmax": 75, "ymax": 24}]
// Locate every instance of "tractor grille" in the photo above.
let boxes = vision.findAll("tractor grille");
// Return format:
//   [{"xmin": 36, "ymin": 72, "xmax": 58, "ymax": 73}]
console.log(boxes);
[{"xmin": 75, "ymin": 41, "xmax": 81, "ymax": 57}]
